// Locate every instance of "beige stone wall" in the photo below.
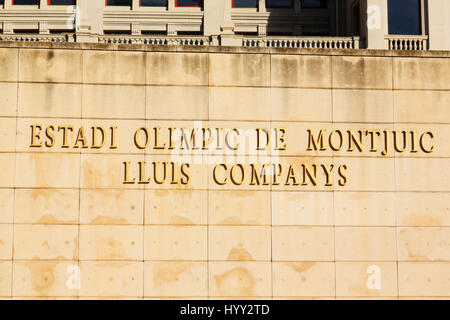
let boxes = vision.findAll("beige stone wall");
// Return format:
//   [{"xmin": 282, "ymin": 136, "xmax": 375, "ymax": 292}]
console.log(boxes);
[{"xmin": 0, "ymin": 42, "xmax": 449, "ymax": 299}]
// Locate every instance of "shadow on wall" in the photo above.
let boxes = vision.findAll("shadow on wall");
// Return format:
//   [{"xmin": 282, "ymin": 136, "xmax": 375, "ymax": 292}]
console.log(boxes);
[{"xmin": 238, "ymin": 0, "xmax": 360, "ymax": 49}]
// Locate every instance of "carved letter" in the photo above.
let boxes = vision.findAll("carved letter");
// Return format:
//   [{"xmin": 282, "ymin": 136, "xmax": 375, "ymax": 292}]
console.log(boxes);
[
  {"xmin": 420, "ymin": 131, "xmax": 434, "ymax": 153},
  {"xmin": 213, "ymin": 164, "xmax": 228, "ymax": 185},
  {"xmin": 123, "ymin": 161, "xmax": 136, "ymax": 184},
  {"xmin": 307, "ymin": 129, "xmax": 327, "ymax": 151},
  {"xmin": 135, "ymin": 127, "xmax": 150, "ymax": 150},
  {"xmin": 30, "ymin": 125, "xmax": 43, "ymax": 148}
]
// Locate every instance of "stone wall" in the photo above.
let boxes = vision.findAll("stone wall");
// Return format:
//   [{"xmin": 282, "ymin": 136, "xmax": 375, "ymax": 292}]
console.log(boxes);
[{"xmin": 0, "ymin": 42, "xmax": 449, "ymax": 299}]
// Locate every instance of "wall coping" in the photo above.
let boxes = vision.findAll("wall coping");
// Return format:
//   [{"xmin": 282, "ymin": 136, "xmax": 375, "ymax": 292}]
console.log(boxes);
[{"xmin": 0, "ymin": 41, "xmax": 449, "ymax": 58}]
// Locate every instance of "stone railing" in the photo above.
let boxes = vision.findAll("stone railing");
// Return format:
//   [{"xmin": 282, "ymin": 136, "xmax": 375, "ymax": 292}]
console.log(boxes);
[
  {"xmin": 0, "ymin": 34, "xmax": 433, "ymax": 52},
  {"xmin": 0, "ymin": 33, "xmax": 71, "ymax": 42},
  {"xmin": 385, "ymin": 35, "xmax": 429, "ymax": 50},
  {"xmin": 99, "ymin": 35, "xmax": 211, "ymax": 46},
  {"xmin": 242, "ymin": 36, "xmax": 360, "ymax": 49}
]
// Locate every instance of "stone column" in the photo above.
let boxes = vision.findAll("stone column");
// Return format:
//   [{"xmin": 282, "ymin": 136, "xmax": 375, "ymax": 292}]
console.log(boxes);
[
  {"xmin": 168, "ymin": 0, "xmax": 175, "ymax": 11},
  {"xmin": 219, "ymin": 0, "xmax": 240, "ymax": 46},
  {"xmin": 204, "ymin": 0, "xmax": 225, "ymax": 42},
  {"xmin": 360, "ymin": 0, "xmax": 388, "ymax": 49},
  {"xmin": 75, "ymin": 0, "xmax": 104, "ymax": 43},
  {"xmin": 258, "ymin": 0, "xmax": 266, "ymax": 13},
  {"xmin": 131, "ymin": 0, "xmax": 141, "ymax": 35},
  {"xmin": 40, "ymin": 0, "xmax": 48, "ymax": 9},
  {"xmin": 132, "ymin": 0, "xmax": 140, "ymax": 10},
  {"xmin": 427, "ymin": 0, "xmax": 450, "ymax": 50},
  {"xmin": 39, "ymin": 0, "xmax": 50, "ymax": 34},
  {"xmin": 2, "ymin": 1, "xmax": 13, "ymax": 34},
  {"xmin": 4, "ymin": 0, "xmax": 12, "ymax": 9}
]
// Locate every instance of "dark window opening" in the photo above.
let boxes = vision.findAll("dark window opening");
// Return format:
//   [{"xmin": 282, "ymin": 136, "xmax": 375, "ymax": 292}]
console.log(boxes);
[
  {"xmin": 351, "ymin": 2, "xmax": 361, "ymax": 36},
  {"xmin": 235, "ymin": 31, "xmax": 258, "ymax": 36},
  {"xmin": 50, "ymin": 29, "xmax": 72, "ymax": 33},
  {"xmin": 14, "ymin": 29, "xmax": 38, "ymax": 33},
  {"xmin": 141, "ymin": 30, "xmax": 167, "ymax": 35},
  {"xmin": 177, "ymin": 31, "xmax": 203, "ymax": 35},
  {"xmin": 104, "ymin": 30, "xmax": 131, "ymax": 34},
  {"xmin": 388, "ymin": 0, "xmax": 421, "ymax": 35},
  {"xmin": 13, "ymin": 0, "xmax": 39, "ymax": 5},
  {"xmin": 267, "ymin": 31, "xmax": 294, "ymax": 36},
  {"xmin": 301, "ymin": 0, "xmax": 326, "ymax": 8},
  {"xmin": 266, "ymin": 0, "xmax": 293, "ymax": 8},
  {"xmin": 106, "ymin": 0, "xmax": 131, "ymax": 6},
  {"xmin": 175, "ymin": 0, "xmax": 202, "ymax": 7},
  {"xmin": 233, "ymin": 0, "xmax": 257, "ymax": 8},
  {"xmin": 49, "ymin": 0, "xmax": 76, "ymax": 4},
  {"xmin": 140, "ymin": 0, "xmax": 167, "ymax": 6}
]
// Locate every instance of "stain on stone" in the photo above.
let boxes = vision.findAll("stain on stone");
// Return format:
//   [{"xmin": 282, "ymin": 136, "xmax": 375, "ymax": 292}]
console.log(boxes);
[
  {"xmin": 30, "ymin": 154, "xmax": 50, "ymax": 188},
  {"xmin": 214, "ymin": 267, "xmax": 255, "ymax": 297},
  {"xmin": 153, "ymin": 262, "xmax": 191, "ymax": 285},
  {"xmin": 83, "ymin": 160, "xmax": 119, "ymax": 188},
  {"xmin": 42, "ymin": 241, "xmax": 50, "ymax": 249},
  {"xmin": 346, "ymin": 193, "xmax": 370, "ymax": 201},
  {"xmin": 47, "ymin": 50, "xmax": 55, "ymax": 60},
  {"xmin": 96, "ymin": 262, "xmax": 130, "ymax": 269},
  {"xmin": 73, "ymin": 235, "xmax": 79, "ymax": 260},
  {"xmin": 168, "ymin": 215, "xmax": 195, "ymax": 225},
  {"xmin": 348, "ymin": 283, "xmax": 373, "ymax": 295},
  {"xmin": 227, "ymin": 244, "xmax": 254, "ymax": 261},
  {"xmin": 38, "ymin": 214, "xmax": 67, "ymax": 225},
  {"xmin": 26, "ymin": 261, "xmax": 58, "ymax": 294},
  {"xmin": 219, "ymin": 217, "xmax": 243, "ymax": 225},
  {"xmin": 96, "ymin": 237, "xmax": 128, "ymax": 260},
  {"xmin": 90, "ymin": 216, "xmax": 128, "ymax": 225},
  {"xmin": 401, "ymin": 213, "xmax": 443, "ymax": 226},
  {"xmin": 154, "ymin": 189, "xmax": 170, "ymax": 197},
  {"xmin": 289, "ymin": 262, "xmax": 315, "ymax": 274}
]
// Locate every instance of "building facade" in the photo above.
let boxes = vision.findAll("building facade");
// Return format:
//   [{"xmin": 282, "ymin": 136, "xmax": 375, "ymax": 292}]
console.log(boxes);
[
  {"xmin": 0, "ymin": 0, "xmax": 449, "ymax": 50},
  {"xmin": 0, "ymin": 41, "xmax": 449, "ymax": 299},
  {"xmin": 0, "ymin": 0, "xmax": 449, "ymax": 301}
]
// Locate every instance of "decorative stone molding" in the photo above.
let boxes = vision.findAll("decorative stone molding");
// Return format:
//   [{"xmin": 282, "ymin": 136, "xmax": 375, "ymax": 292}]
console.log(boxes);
[
  {"xmin": 103, "ymin": 11, "xmax": 203, "ymax": 35},
  {"xmin": 39, "ymin": 21, "xmax": 49, "ymax": 34},
  {"xmin": 167, "ymin": 23, "xmax": 176, "ymax": 36},
  {"xmin": 131, "ymin": 23, "xmax": 141, "ymax": 36},
  {"xmin": 257, "ymin": 24, "xmax": 266, "ymax": 36},
  {"xmin": 0, "ymin": 9, "xmax": 76, "ymax": 33},
  {"xmin": 2, "ymin": 22, "xmax": 13, "ymax": 34}
]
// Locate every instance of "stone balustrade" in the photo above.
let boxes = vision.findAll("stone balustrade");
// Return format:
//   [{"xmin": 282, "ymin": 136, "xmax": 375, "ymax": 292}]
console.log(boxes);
[
  {"xmin": 385, "ymin": 35, "xmax": 429, "ymax": 50},
  {"xmin": 0, "ymin": 33, "xmax": 363, "ymax": 50},
  {"xmin": 99, "ymin": 34, "xmax": 211, "ymax": 46},
  {"xmin": 242, "ymin": 36, "xmax": 360, "ymax": 49},
  {"xmin": 0, "ymin": 33, "xmax": 70, "ymax": 42}
]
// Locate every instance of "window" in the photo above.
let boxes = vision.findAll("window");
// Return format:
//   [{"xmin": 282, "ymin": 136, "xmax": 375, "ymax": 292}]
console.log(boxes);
[
  {"xmin": 301, "ymin": 0, "xmax": 326, "ymax": 8},
  {"xmin": 233, "ymin": 0, "xmax": 257, "ymax": 8},
  {"xmin": 106, "ymin": 0, "xmax": 131, "ymax": 6},
  {"xmin": 140, "ymin": 0, "xmax": 167, "ymax": 6},
  {"xmin": 266, "ymin": 0, "xmax": 293, "ymax": 8},
  {"xmin": 12, "ymin": 0, "xmax": 39, "ymax": 4},
  {"xmin": 0, "ymin": 0, "xmax": 4, "ymax": 6},
  {"xmin": 351, "ymin": 1, "xmax": 361, "ymax": 36},
  {"xmin": 388, "ymin": 0, "xmax": 421, "ymax": 35},
  {"xmin": 49, "ymin": 0, "xmax": 76, "ymax": 4},
  {"xmin": 175, "ymin": 0, "xmax": 202, "ymax": 7}
]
